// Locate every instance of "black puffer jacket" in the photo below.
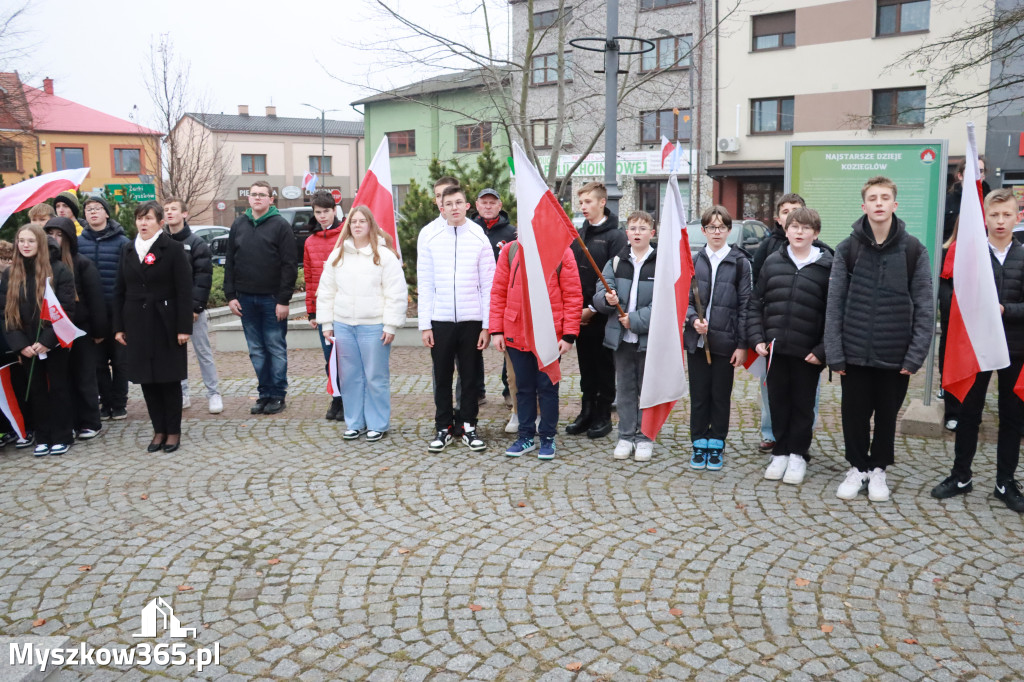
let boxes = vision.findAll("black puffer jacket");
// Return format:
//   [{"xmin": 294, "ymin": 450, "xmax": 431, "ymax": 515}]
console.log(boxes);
[
  {"xmin": 748, "ymin": 247, "xmax": 833, "ymax": 362},
  {"xmin": 46, "ymin": 217, "xmax": 108, "ymax": 338},
  {"xmin": 166, "ymin": 220, "xmax": 213, "ymax": 313},
  {"xmin": 824, "ymin": 214, "xmax": 934, "ymax": 372},
  {"xmin": 752, "ymin": 224, "xmax": 834, "ymax": 282},
  {"xmin": 988, "ymin": 241, "xmax": 1024, "ymax": 358},
  {"xmin": 572, "ymin": 208, "xmax": 628, "ymax": 311},
  {"xmin": 684, "ymin": 245, "xmax": 752, "ymax": 355},
  {"xmin": 471, "ymin": 211, "xmax": 517, "ymax": 262}
]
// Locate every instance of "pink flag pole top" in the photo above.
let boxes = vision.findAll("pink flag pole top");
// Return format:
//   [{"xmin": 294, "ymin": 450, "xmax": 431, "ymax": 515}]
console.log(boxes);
[
  {"xmin": 350, "ymin": 136, "xmax": 399, "ymax": 258},
  {"xmin": 0, "ymin": 168, "xmax": 91, "ymax": 228},
  {"xmin": 639, "ymin": 175, "xmax": 695, "ymax": 440},
  {"xmin": 943, "ymin": 122, "xmax": 1009, "ymax": 401}
]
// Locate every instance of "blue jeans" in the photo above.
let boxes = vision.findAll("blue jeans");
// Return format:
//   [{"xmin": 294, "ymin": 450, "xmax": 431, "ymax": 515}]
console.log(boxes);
[
  {"xmin": 507, "ymin": 346, "xmax": 559, "ymax": 439},
  {"xmin": 238, "ymin": 293, "xmax": 288, "ymax": 399},
  {"xmin": 334, "ymin": 323, "xmax": 391, "ymax": 432},
  {"xmin": 759, "ymin": 381, "xmax": 775, "ymax": 441}
]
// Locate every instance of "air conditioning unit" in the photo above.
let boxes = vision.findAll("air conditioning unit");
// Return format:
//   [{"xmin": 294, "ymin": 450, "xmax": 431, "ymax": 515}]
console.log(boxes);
[{"xmin": 717, "ymin": 137, "xmax": 740, "ymax": 153}]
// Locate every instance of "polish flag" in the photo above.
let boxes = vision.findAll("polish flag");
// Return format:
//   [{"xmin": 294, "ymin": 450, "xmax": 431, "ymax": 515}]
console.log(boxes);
[
  {"xmin": 303, "ymin": 172, "xmax": 318, "ymax": 193},
  {"xmin": 0, "ymin": 362, "xmax": 26, "ymax": 439},
  {"xmin": 349, "ymin": 137, "xmax": 399, "ymax": 258},
  {"xmin": 41, "ymin": 277, "xmax": 86, "ymax": 348},
  {"xmin": 743, "ymin": 340, "xmax": 774, "ymax": 386},
  {"xmin": 511, "ymin": 142, "xmax": 578, "ymax": 384},
  {"xmin": 640, "ymin": 175, "xmax": 694, "ymax": 440},
  {"xmin": 943, "ymin": 123, "xmax": 1009, "ymax": 401},
  {"xmin": 326, "ymin": 338, "xmax": 342, "ymax": 397},
  {"xmin": 0, "ymin": 168, "xmax": 90, "ymax": 228}
]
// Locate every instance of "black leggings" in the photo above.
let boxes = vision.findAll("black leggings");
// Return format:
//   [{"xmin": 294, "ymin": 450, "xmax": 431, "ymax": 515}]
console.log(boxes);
[{"xmin": 141, "ymin": 382, "xmax": 183, "ymax": 435}]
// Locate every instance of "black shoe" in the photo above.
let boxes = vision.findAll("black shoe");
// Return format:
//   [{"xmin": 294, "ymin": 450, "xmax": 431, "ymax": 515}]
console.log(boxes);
[
  {"xmin": 263, "ymin": 398, "xmax": 286, "ymax": 415},
  {"xmin": 994, "ymin": 480, "xmax": 1024, "ymax": 512},
  {"xmin": 163, "ymin": 442, "xmax": 180, "ymax": 453},
  {"xmin": 586, "ymin": 417, "xmax": 613, "ymax": 438},
  {"xmin": 100, "ymin": 407, "xmax": 112, "ymax": 420},
  {"xmin": 111, "ymin": 407, "xmax": 127, "ymax": 420},
  {"xmin": 147, "ymin": 438, "xmax": 166, "ymax": 453},
  {"xmin": 0, "ymin": 432, "xmax": 16, "ymax": 448},
  {"xmin": 565, "ymin": 401, "xmax": 594, "ymax": 435},
  {"xmin": 326, "ymin": 397, "xmax": 343, "ymax": 420},
  {"xmin": 250, "ymin": 398, "xmax": 270, "ymax": 415},
  {"xmin": 931, "ymin": 475, "xmax": 972, "ymax": 499}
]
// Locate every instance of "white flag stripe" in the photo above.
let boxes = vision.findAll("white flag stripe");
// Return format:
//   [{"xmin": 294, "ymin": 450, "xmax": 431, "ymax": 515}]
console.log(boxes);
[
  {"xmin": 367, "ymin": 137, "xmax": 393, "ymax": 192},
  {"xmin": 0, "ymin": 168, "xmax": 91, "ymax": 228},
  {"xmin": 43, "ymin": 277, "xmax": 86, "ymax": 347},
  {"xmin": 511, "ymin": 143, "xmax": 560, "ymax": 367},
  {"xmin": 953, "ymin": 123, "xmax": 1009, "ymax": 371}
]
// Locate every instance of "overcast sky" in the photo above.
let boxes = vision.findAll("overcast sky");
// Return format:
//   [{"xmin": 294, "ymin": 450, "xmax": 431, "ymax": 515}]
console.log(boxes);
[{"xmin": 7, "ymin": 0, "xmax": 510, "ymax": 129}]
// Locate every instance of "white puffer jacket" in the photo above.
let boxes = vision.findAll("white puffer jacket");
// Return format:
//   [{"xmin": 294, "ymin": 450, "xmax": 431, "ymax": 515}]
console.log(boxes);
[
  {"xmin": 316, "ymin": 238, "xmax": 408, "ymax": 334},
  {"xmin": 416, "ymin": 220, "xmax": 495, "ymax": 330}
]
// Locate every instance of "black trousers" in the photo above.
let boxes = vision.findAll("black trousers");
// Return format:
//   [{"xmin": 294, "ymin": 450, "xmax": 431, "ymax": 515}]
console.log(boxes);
[
  {"xmin": 70, "ymin": 337, "xmax": 102, "ymax": 431},
  {"xmin": 937, "ymin": 314, "xmax": 962, "ymax": 422},
  {"xmin": 431, "ymin": 321, "xmax": 482, "ymax": 431},
  {"xmin": 95, "ymin": 334, "xmax": 128, "ymax": 411},
  {"xmin": 24, "ymin": 348, "xmax": 73, "ymax": 445},
  {"xmin": 576, "ymin": 315, "xmax": 615, "ymax": 408},
  {"xmin": 766, "ymin": 354, "xmax": 824, "ymax": 458},
  {"xmin": 141, "ymin": 382, "xmax": 183, "ymax": 435},
  {"xmin": 687, "ymin": 350, "xmax": 735, "ymax": 441},
  {"xmin": 840, "ymin": 364, "xmax": 909, "ymax": 471},
  {"xmin": 951, "ymin": 358, "xmax": 1024, "ymax": 484}
]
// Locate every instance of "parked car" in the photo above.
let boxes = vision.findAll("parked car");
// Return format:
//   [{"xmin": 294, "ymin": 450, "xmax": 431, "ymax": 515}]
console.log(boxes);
[
  {"xmin": 189, "ymin": 225, "xmax": 229, "ymax": 244},
  {"xmin": 210, "ymin": 235, "xmax": 228, "ymax": 266},
  {"xmin": 277, "ymin": 207, "xmax": 315, "ymax": 262},
  {"xmin": 686, "ymin": 219, "xmax": 771, "ymax": 256}
]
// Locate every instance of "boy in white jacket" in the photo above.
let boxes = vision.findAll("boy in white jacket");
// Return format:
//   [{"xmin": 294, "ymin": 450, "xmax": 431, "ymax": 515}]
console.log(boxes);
[{"xmin": 417, "ymin": 186, "xmax": 495, "ymax": 452}]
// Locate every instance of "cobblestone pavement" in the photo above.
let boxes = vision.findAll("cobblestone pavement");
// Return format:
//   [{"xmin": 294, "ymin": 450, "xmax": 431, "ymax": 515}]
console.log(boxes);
[{"xmin": 1, "ymin": 345, "xmax": 1024, "ymax": 681}]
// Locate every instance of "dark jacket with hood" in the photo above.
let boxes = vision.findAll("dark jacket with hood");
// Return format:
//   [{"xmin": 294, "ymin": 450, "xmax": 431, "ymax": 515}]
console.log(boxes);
[
  {"xmin": 594, "ymin": 244, "xmax": 657, "ymax": 352},
  {"xmin": 824, "ymin": 214, "xmax": 934, "ymax": 372},
  {"xmin": 224, "ymin": 205, "xmax": 298, "ymax": 305},
  {"xmin": 685, "ymin": 245, "xmax": 753, "ymax": 356},
  {"xmin": 752, "ymin": 223, "xmax": 835, "ymax": 283},
  {"xmin": 572, "ymin": 208, "xmax": 628, "ymax": 312},
  {"xmin": 0, "ymin": 258, "xmax": 76, "ymax": 354},
  {"xmin": 748, "ymin": 246, "xmax": 834, "ymax": 362},
  {"xmin": 166, "ymin": 220, "xmax": 213, "ymax": 313},
  {"xmin": 78, "ymin": 197, "xmax": 130, "ymax": 304},
  {"xmin": 471, "ymin": 210, "xmax": 517, "ymax": 262},
  {"xmin": 45, "ymin": 217, "xmax": 108, "ymax": 338}
]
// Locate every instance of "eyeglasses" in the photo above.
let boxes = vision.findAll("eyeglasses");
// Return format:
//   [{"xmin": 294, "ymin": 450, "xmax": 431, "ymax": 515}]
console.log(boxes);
[
  {"xmin": 250, "ymin": 192, "xmax": 270, "ymax": 199},
  {"xmin": 626, "ymin": 225, "xmax": 652, "ymax": 233},
  {"xmin": 704, "ymin": 225, "xmax": 728, "ymax": 233},
  {"xmin": 85, "ymin": 206, "xmax": 106, "ymax": 213}
]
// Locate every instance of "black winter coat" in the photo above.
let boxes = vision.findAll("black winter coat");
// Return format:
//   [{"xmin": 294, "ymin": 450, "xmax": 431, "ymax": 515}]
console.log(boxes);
[
  {"xmin": 572, "ymin": 208, "xmax": 628, "ymax": 311},
  {"xmin": 167, "ymin": 221, "xmax": 213, "ymax": 313},
  {"xmin": 748, "ymin": 247, "xmax": 833, "ymax": 362},
  {"xmin": 113, "ymin": 234, "xmax": 193, "ymax": 384},
  {"xmin": 471, "ymin": 211, "xmax": 517, "ymax": 262},
  {"xmin": 752, "ymin": 224, "xmax": 834, "ymax": 282},
  {"xmin": 983, "ymin": 241, "xmax": 1024, "ymax": 358},
  {"xmin": 0, "ymin": 259, "xmax": 76, "ymax": 353},
  {"xmin": 47, "ymin": 217, "xmax": 108, "ymax": 338},
  {"xmin": 685, "ymin": 245, "xmax": 752, "ymax": 355},
  {"xmin": 223, "ymin": 208, "xmax": 298, "ymax": 305}
]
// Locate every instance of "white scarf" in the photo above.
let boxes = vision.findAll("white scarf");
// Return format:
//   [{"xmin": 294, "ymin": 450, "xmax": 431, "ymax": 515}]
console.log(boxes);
[{"xmin": 135, "ymin": 232, "xmax": 161, "ymax": 263}]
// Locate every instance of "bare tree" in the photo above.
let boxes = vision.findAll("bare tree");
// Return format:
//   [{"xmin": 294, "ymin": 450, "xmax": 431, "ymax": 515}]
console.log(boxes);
[
  {"xmin": 143, "ymin": 34, "xmax": 229, "ymax": 216},
  {"xmin": 0, "ymin": 1, "xmax": 34, "ymax": 70}
]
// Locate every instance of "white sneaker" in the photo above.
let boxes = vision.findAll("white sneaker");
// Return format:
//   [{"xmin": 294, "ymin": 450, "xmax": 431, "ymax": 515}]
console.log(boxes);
[
  {"xmin": 782, "ymin": 454, "xmax": 806, "ymax": 484},
  {"xmin": 504, "ymin": 412, "xmax": 519, "ymax": 434},
  {"xmin": 208, "ymin": 394, "xmax": 224, "ymax": 414},
  {"xmin": 867, "ymin": 468, "xmax": 890, "ymax": 502},
  {"xmin": 182, "ymin": 394, "xmax": 191, "ymax": 409},
  {"xmin": 836, "ymin": 468, "xmax": 866, "ymax": 500},
  {"xmin": 613, "ymin": 439, "xmax": 634, "ymax": 460},
  {"xmin": 634, "ymin": 442, "xmax": 653, "ymax": 462},
  {"xmin": 764, "ymin": 455, "xmax": 788, "ymax": 480}
]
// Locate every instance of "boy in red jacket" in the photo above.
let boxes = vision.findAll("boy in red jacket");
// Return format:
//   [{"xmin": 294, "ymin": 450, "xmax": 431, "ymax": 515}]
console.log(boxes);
[
  {"xmin": 303, "ymin": 190, "xmax": 345, "ymax": 420},
  {"xmin": 490, "ymin": 241, "xmax": 582, "ymax": 460}
]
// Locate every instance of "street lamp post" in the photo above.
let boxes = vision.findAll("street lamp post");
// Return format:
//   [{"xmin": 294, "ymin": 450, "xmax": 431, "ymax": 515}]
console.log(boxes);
[{"xmin": 300, "ymin": 103, "xmax": 342, "ymax": 183}]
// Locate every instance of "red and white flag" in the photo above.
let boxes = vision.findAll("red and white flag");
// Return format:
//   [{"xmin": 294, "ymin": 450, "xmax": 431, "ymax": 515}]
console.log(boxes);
[
  {"xmin": 0, "ymin": 168, "xmax": 91, "ymax": 228},
  {"xmin": 326, "ymin": 338, "xmax": 342, "ymax": 397},
  {"xmin": 743, "ymin": 339, "xmax": 774, "ymax": 385},
  {"xmin": 0, "ymin": 362, "xmax": 26, "ymax": 439},
  {"xmin": 512, "ymin": 142, "xmax": 578, "ymax": 384},
  {"xmin": 640, "ymin": 175, "xmax": 694, "ymax": 440},
  {"xmin": 303, "ymin": 172, "xmax": 318, "ymax": 194},
  {"xmin": 943, "ymin": 123, "xmax": 1009, "ymax": 401},
  {"xmin": 350, "ymin": 137, "xmax": 399, "ymax": 258},
  {"xmin": 41, "ymin": 277, "xmax": 86, "ymax": 348}
]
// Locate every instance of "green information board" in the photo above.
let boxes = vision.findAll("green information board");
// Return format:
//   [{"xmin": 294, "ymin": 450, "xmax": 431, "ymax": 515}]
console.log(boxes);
[
  {"xmin": 785, "ymin": 141, "xmax": 948, "ymax": 260},
  {"xmin": 105, "ymin": 183, "xmax": 157, "ymax": 203}
]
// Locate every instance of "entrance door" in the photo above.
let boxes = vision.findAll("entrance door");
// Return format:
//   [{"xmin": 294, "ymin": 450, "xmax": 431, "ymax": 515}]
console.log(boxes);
[{"xmin": 739, "ymin": 181, "xmax": 782, "ymax": 222}]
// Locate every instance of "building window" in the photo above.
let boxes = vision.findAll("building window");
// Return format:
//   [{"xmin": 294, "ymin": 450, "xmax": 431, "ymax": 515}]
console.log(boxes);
[
  {"xmin": 308, "ymin": 156, "xmax": 332, "ymax": 175},
  {"xmin": 392, "ymin": 184, "xmax": 410, "ymax": 211},
  {"xmin": 641, "ymin": 34, "xmax": 691, "ymax": 72},
  {"xmin": 113, "ymin": 148, "xmax": 141, "ymax": 174},
  {"xmin": 752, "ymin": 11, "xmax": 796, "ymax": 51},
  {"xmin": 872, "ymin": 87, "xmax": 926, "ymax": 127},
  {"xmin": 532, "ymin": 119, "xmax": 555, "ymax": 149},
  {"xmin": 456, "ymin": 123, "xmax": 492, "ymax": 152},
  {"xmin": 877, "ymin": 0, "xmax": 929, "ymax": 36},
  {"xmin": 751, "ymin": 97, "xmax": 794, "ymax": 134},
  {"xmin": 531, "ymin": 52, "xmax": 573, "ymax": 86},
  {"xmin": 0, "ymin": 145, "xmax": 17, "ymax": 172},
  {"xmin": 641, "ymin": 0, "xmax": 691, "ymax": 9},
  {"xmin": 54, "ymin": 147, "xmax": 85, "ymax": 170},
  {"xmin": 640, "ymin": 108, "xmax": 692, "ymax": 144},
  {"xmin": 533, "ymin": 6, "xmax": 572, "ymax": 29},
  {"xmin": 388, "ymin": 130, "xmax": 416, "ymax": 156},
  {"xmin": 241, "ymin": 154, "xmax": 267, "ymax": 174}
]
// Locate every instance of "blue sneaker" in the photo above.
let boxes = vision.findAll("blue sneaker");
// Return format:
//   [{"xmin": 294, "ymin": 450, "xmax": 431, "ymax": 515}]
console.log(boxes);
[
  {"xmin": 538, "ymin": 437, "xmax": 555, "ymax": 460},
  {"xmin": 690, "ymin": 439, "xmax": 707, "ymax": 469},
  {"xmin": 505, "ymin": 437, "xmax": 536, "ymax": 457},
  {"xmin": 706, "ymin": 439, "xmax": 724, "ymax": 471}
]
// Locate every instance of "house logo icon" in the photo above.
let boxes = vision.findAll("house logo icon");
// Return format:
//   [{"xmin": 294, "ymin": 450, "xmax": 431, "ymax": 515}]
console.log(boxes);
[
  {"xmin": 920, "ymin": 149, "xmax": 937, "ymax": 165},
  {"xmin": 132, "ymin": 597, "xmax": 196, "ymax": 639}
]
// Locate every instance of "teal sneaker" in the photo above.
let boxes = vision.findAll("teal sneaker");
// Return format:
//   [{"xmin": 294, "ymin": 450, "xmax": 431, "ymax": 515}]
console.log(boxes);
[
  {"xmin": 706, "ymin": 439, "xmax": 724, "ymax": 471},
  {"xmin": 538, "ymin": 436, "xmax": 555, "ymax": 460},
  {"xmin": 690, "ymin": 439, "xmax": 708, "ymax": 469},
  {"xmin": 505, "ymin": 437, "xmax": 536, "ymax": 457}
]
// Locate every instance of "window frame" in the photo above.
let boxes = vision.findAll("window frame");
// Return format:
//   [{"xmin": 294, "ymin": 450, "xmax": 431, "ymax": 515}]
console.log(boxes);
[
  {"xmin": 112, "ymin": 146, "xmax": 143, "ymax": 175},
  {"xmin": 532, "ymin": 6, "xmax": 572, "ymax": 29},
  {"xmin": 640, "ymin": 108, "xmax": 692, "ymax": 144},
  {"xmin": 53, "ymin": 145, "xmax": 86, "ymax": 171},
  {"xmin": 530, "ymin": 52, "xmax": 573, "ymax": 86},
  {"xmin": 241, "ymin": 153, "xmax": 267, "ymax": 174},
  {"xmin": 456, "ymin": 123, "xmax": 492, "ymax": 153},
  {"xmin": 640, "ymin": 34, "xmax": 692, "ymax": 73},
  {"xmin": 388, "ymin": 130, "xmax": 416, "ymax": 157},
  {"xmin": 871, "ymin": 87, "xmax": 926, "ymax": 128},
  {"xmin": 0, "ymin": 145, "xmax": 18, "ymax": 173},
  {"xmin": 876, "ymin": 0, "xmax": 930, "ymax": 37},
  {"xmin": 750, "ymin": 97, "xmax": 795, "ymax": 135},
  {"xmin": 308, "ymin": 156, "xmax": 332, "ymax": 175},
  {"xmin": 752, "ymin": 11, "xmax": 796, "ymax": 52},
  {"xmin": 531, "ymin": 119, "xmax": 556, "ymax": 149},
  {"xmin": 640, "ymin": 0, "xmax": 693, "ymax": 10}
]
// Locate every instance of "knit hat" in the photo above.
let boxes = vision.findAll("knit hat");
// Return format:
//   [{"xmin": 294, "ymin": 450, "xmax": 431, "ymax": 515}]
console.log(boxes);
[
  {"xmin": 54, "ymin": 191, "xmax": 80, "ymax": 218},
  {"xmin": 82, "ymin": 196, "xmax": 113, "ymax": 221}
]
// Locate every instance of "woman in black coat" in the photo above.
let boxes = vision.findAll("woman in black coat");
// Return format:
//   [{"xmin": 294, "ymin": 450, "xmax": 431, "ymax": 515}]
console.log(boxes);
[{"xmin": 113, "ymin": 202, "xmax": 192, "ymax": 452}]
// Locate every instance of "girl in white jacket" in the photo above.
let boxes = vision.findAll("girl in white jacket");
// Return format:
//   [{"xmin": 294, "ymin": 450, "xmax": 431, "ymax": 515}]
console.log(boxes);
[{"xmin": 316, "ymin": 206, "xmax": 407, "ymax": 441}]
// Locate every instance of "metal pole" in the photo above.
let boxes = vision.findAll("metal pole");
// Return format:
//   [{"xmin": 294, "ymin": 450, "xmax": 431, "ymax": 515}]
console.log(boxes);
[
  {"xmin": 688, "ymin": 62, "xmax": 694, "ymax": 221},
  {"xmin": 321, "ymin": 111, "xmax": 326, "ymax": 178},
  {"xmin": 604, "ymin": 0, "xmax": 622, "ymax": 216}
]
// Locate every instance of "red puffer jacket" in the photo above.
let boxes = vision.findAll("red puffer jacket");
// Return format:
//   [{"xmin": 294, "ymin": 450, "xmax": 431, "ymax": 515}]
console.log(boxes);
[
  {"xmin": 489, "ymin": 241, "xmax": 583, "ymax": 352},
  {"xmin": 303, "ymin": 219, "xmax": 344, "ymax": 316}
]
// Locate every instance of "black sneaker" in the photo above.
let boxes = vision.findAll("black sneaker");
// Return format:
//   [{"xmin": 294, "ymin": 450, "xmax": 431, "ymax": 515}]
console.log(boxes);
[
  {"xmin": 326, "ymin": 397, "xmax": 342, "ymax": 421},
  {"xmin": 0, "ymin": 432, "xmax": 16, "ymax": 448},
  {"xmin": 250, "ymin": 398, "xmax": 270, "ymax": 415},
  {"xmin": 263, "ymin": 398, "xmax": 286, "ymax": 415},
  {"xmin": 428, "ymin": 429, "xmax": 453, "ymax": 453},
  {"xmin": 931, "ymin": 475, "xmax": 972, "ymax": 499},
  {"xmin": 994, "ymin": 480, "xmax": 1024, "ymax": 513},
  {"xmin": 101, "ymin": 407, "xmax": 112, "ymax": 420},
  {"xmin": 462, "ymin": 429, "xmax": 486, "ymax": 452},
  {"xmin": 111, "ymin": 407, "xmax": 127, "ymax": 420}
]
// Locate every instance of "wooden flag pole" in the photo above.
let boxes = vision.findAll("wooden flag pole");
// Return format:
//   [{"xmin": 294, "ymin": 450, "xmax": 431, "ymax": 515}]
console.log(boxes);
[
  {"xmin": 690, "ymin": 278, "xmax": 712, "ymax": 364},
  {"xmin": 573, "ymin": 234, "xmax": 626, "ymax": 318}
]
